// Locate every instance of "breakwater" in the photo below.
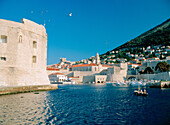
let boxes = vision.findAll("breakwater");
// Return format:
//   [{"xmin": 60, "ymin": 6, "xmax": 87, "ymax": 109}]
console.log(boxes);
[{"xmin": 0, "ymin": 85, "xmax": 58, "ymax": 95}]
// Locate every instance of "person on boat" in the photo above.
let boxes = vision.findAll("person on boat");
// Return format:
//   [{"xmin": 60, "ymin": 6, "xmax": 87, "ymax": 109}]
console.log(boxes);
[
  {"xmin": 143, "ymin": 89, "xmax": 146, "ymax": 94},
  {"xmin": 140, "ymin": 90, "xmax": 143, "ymax": 93}
]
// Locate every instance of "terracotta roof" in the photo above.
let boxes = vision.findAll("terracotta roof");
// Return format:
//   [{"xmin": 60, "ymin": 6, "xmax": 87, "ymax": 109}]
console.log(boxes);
[
  {"xmin": 128, "ymin": 63, "xmax": 142, "ymax": 66},
  {"xmin": 69, "ymin": 76, "xmax": 79, "ymax": 78},
  {"xmin": 46, "ymin": 67, "xmax": 59, "ymax": 71},
  {"xmin": 72, "ymin": 63, "xmax": 97, "ymax": 68},
  {"xmin": 101, "ymin": 64, "xmax": 112, "ymax": 67},
  {"xmin": 49, "ymin": 72, "xmax": 64, "ymax": 75},
  {"xmin": 147, "ymin": 57, "xmax": 159, "ymax": 59}
]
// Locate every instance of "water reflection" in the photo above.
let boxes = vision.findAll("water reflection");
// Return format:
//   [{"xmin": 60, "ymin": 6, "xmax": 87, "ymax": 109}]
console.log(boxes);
[
  {"xmin": 0, "ymin": 92, "xmax": 50, "ymax": 124},
  {"xmin": 0, "ymin": 85, "xmax": 170, "ymax": 124}
]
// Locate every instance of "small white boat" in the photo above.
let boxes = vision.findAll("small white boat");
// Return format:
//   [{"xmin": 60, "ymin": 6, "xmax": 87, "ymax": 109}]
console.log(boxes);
[{"xmin": 71, "ymin": 81, "xmax": 76, "ymax": 84}]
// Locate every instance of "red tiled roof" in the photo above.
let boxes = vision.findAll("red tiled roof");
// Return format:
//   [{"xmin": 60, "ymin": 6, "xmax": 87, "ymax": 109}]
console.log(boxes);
[
  {"xmin": 49, "ymin": 72, "xmax": 64, "ymax": 75},
  {"xmin": 69, "ymin": 76, "xmax": 79, "ymax": 78},
  {"xmin": 147, "ymin": 57, "xmax": 159, "ymax": 59},
  {"xmin": 128, "ymin": 63, "xmax": 142, "ymax": 66},
  {"xmin": 46, "ymin": 67, "xmax": 59, "ymax": 71},
  {"xmin": 101, "ymin": 64, "xmax": 112, "ymax": 67},
  {"xmin": 72, "ymin": 63, "xmax": 97, "ymax": 68}
]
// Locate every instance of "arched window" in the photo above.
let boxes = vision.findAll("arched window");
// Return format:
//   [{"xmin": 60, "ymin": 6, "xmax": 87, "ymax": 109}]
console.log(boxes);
[
  {"xmin": 1, "ymin": 57, "xmax": 6, "ymax": 61},
  {"xmin": 19, "ymin": 35, "xmax": 22, "ymax": 43}
]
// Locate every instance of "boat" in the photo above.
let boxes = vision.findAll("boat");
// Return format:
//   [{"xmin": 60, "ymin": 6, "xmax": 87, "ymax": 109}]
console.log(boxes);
[
  {"xmin": 106, "ymin": 82, "xmax": 113, "ymax": 85},
  {"xmin": 134, "ymin": 89, "xmax": 148, "ymax": 96},
  {"xmin": 142, "ymin": 89, "xmax": 148, "ymax": 96},
  {"xmin": 134, "ymin": 81, "xmax": 148, "ymax": 96}
]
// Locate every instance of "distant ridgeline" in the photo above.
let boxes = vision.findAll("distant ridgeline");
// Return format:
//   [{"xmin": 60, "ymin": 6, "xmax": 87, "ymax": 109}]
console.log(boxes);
[{"xmin": 113, "ymin": 18, "xmax": 170, "ymax": 51}]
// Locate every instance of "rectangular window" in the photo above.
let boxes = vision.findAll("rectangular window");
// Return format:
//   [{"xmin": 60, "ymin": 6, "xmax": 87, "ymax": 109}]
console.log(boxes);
[
  {"xmin": 1, "ymin": 57, "xmax": 6, "ymax": 61},
  {"xmin": 1, "ymin": 35, "xmax": 7, "ymax": 43},
  {"xmin": 32, "ymin": 56, "xmax": 36, "ymax": 63},
  {"xmin": 33, "ymin": 41, "xmax": 37, "ymax": 48}
]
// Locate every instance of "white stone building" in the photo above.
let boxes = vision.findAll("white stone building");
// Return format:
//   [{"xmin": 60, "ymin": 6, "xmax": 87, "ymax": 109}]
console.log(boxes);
[
  {"xmin": 0, "ymin": 18, "xmax": 50, "ymax": 86},
  {"xmin": 49, "ymin": 73, "xmax": 68, "ymax": 83}
]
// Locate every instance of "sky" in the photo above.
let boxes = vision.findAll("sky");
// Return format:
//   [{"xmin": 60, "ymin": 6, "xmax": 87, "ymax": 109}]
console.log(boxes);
[{"xmin": 0, "ymin": 0, "xmax": 170, "ymax": 64}]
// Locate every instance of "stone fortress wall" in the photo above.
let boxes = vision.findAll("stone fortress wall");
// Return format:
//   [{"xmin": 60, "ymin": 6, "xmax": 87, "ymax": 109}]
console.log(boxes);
[{"xmin": 0, "ymin": 18, "xmax": 50, "ymax": 87}]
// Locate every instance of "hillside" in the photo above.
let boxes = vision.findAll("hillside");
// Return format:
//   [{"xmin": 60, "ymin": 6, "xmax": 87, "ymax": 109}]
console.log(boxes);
[{"xmin": 113, "ymin": 18, "xmax": 170, "ymax": 51}]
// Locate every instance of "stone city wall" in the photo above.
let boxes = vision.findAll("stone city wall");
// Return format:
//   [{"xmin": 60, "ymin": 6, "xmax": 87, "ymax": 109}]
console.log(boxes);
[{"xmin": 138, "ymin": 72, "xmax": 170, "ymax": 81}]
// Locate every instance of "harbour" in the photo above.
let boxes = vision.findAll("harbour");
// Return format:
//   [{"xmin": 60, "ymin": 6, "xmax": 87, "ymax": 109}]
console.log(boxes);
[
  {"xmin": 0, "ymin": 85, "xmax": 170, "ymax": 124},
  {"xmin": 0, "ymin": 0, "xmax": 170, "ymax": 124}
]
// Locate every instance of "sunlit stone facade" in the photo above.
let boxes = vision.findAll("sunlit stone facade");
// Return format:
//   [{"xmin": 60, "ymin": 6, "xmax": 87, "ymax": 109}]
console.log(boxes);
[{"xmin": 0, "ymin": 18, "xmax": 50, "ymax": 86}]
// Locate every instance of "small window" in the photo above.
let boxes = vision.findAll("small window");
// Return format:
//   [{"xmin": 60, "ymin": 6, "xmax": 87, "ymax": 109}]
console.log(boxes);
[
  {"xmin": 19, "ymin": 35, "xmax": 22, "ymax": 43},
  {"xmin": 32, "ymin": 56, "xmax": 36, "ymax": 63},
  {"xmin": 1, "ymin": 35, "xmax": 7, "ymax": 43},
  {"xmin": 1, "ymin": 57, "xmax": 6, "ymax": 61},
  {"xmin": 33, "ymin": 41, "xmax": 37, "ymax": 48}
]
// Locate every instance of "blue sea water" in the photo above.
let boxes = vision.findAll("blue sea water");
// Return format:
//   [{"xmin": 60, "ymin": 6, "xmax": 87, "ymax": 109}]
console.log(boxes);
[{"xmin": 0, "ymin": 85, "xmax": 170, "ymax": 125}]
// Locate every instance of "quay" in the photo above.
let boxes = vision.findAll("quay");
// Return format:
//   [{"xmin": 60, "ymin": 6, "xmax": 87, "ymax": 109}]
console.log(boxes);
[
  {"xmin": 0, "ymin": 85, "xmax": 58, "ymax": 95},
  {"xmin": 149, "ymin": 81, "xmax": 170, "ymax": 88}
]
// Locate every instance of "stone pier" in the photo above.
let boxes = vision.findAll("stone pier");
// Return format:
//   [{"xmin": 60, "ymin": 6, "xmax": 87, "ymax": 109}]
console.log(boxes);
[{"xmin": 0, "ymin": 85, "xmax": 58, "ymax": 95}]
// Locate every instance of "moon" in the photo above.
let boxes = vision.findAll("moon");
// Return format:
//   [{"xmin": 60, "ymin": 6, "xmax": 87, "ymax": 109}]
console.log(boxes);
[{"xmin": 69, "ymin": 12, "xmax": 72, "ymax": 17}]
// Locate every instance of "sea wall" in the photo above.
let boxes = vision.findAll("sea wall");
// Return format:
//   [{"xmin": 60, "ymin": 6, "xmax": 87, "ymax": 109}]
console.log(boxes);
[
  {"xmin": 0, "ymin": 85, "xmax": 58, "ymax": 95},
  {"xmin": 149, "ymin": 81, "xmax": 170, "ymax": 88}
]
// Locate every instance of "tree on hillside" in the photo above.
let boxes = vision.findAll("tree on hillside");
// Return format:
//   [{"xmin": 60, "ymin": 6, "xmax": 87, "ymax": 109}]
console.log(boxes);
[
  {"xmin": 144, "ymin": 67, "xmax": 154, "ymax": 74},
  {"xmin": 167, "ymin": 64, "xmax": 170, "ymax": 71},
  {"xmin": 139, "ymin": 67, "xmax": 153, "ymax": 74},
  {"xmin": 155, "ymin": 62, "xmax": 170, "ymax": 72}
]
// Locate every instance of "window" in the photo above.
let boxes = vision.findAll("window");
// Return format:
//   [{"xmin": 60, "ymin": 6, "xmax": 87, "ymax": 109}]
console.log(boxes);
[
  {"xmin": 33, "ymin": 41, "xmax": 37, "ymax": 48},
  {"xmin": 1, "ymin": 57, "xmax": 6, "ymax": 61},
  {"xmin": 32, "ymin": 56, "xmax": 36, "ymax": 63},
  {"xmin": 1, "ymin": 35, "xmax": 7, "ymax": 43},
  {"xmin": 19, "ymin": 35, "xmax": 22, "ymax": 43}
]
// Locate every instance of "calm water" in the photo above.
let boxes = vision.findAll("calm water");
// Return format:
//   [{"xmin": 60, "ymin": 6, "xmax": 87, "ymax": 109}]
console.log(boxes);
[{"xmin": 0, "ymin": 85, "xmax": 170, "ymax": 125}]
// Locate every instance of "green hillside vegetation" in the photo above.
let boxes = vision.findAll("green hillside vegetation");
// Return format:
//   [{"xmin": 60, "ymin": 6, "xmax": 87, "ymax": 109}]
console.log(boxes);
[
  {"xmin": 113, "ymin": 18, "xmax": 170, "ymax": 50},
  {"xmin": 99, "ymin": 18, "xmax": 170, "ymax": 64}
]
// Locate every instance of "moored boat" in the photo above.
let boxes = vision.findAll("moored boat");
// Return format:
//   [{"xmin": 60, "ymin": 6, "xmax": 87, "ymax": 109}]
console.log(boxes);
[
  {"xmin": 134, "ymin": 89, "xmax": 148, "ymax": 96},
  {"xmin": 134, "ymin": 81, "xmax": 148, "ymax": 96}
]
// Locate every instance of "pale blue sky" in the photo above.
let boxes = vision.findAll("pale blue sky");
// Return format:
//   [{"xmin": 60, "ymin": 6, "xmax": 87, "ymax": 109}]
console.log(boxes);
[{"xmin": 0, "ymin": 0, "xmax": 170, "ymax": 64}]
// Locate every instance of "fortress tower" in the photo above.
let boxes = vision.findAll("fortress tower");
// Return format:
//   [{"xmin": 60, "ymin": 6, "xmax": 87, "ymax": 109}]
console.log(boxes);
[{"xmin": 0, "ymin": 18, "xmax": 50, "ymax": 86}]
